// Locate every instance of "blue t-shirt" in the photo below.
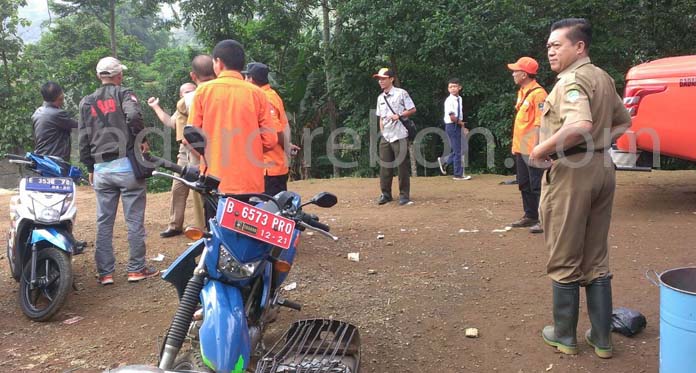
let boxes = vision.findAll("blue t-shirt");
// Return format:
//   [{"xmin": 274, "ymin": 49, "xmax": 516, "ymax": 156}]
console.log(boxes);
[{"xmin": 94, "ymin": 157, "xmax": 133, "ymax": 173}]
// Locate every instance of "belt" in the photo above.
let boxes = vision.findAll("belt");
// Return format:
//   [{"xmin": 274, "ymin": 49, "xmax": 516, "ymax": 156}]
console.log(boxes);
[{"xmin": 549, "ymin": 146, "xmax": 605, "ymax": 160}]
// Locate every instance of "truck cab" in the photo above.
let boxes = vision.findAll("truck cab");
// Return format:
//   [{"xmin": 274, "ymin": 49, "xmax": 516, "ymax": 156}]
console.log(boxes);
[{"xmin": 612, "ymin": 55, "xmax": 696, "ymax": 169}]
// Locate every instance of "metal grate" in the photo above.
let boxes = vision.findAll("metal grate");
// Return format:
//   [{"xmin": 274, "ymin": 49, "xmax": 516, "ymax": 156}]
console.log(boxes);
[{"xmin": 255, "ymin": 319, "xmax": 360, "ymax": 373}]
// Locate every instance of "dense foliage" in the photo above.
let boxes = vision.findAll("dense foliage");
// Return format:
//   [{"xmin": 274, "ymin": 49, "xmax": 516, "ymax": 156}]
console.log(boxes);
[{"xmin": 3, "ymin": 0, "xmax": 696, "ymax": 189}]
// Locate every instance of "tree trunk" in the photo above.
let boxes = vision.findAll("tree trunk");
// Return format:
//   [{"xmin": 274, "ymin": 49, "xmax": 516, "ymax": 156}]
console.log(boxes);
[
  {"xmin": 1, "ymin": 49, "xmax": 11, "ymax": 93},
  {"xmin": 109, "ymin": 0, "xmax": 117, "ymax": 57},
  {"xmin": 321, "ymin": 0, "xmax": 338, "ymax": 177},
  {"xmin": 389, "ymin": 55, "xmax": 418, "ymax": 176}
]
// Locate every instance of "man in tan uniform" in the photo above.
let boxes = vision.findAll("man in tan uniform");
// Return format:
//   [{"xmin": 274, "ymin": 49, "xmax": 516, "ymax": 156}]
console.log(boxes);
[
  {"xmin": 148, "ymin": 55, "xmax": 216, "ymax": 236},
  {"xmin": 529, "ymin": 18, "xmax": 631, "ymax": 359}
]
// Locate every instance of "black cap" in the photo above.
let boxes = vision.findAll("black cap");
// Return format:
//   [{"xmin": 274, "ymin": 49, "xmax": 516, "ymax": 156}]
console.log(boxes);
[{"xmin": 243, "ymin": 62, "xmax": 269, "ymax": 85}]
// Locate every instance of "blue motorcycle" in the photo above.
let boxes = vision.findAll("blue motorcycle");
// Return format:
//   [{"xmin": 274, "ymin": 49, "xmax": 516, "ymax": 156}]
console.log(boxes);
[
  {"xmin": 132, "ymin": 131, "xmax": 360, "ymax": 373},
  {"xmin": 6, "ymin": 153, "xmax": 86, "ymax": 321}
]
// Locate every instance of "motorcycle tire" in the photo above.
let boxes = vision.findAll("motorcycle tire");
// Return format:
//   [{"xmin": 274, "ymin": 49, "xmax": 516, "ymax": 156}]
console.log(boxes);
[
  {"xmin": 7, "ymin": 241, "xmax": 20, "ymax": 282},
  {"xmin": 19, "ymin": 248, "xmax": 72, "ymax": 321},
  {"xmin": 172, "ymin": 349, "xmax": 213, "ymax": 372}
]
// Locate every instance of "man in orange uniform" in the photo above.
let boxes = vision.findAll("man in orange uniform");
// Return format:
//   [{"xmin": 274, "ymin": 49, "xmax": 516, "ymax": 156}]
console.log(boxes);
[
  {"xmin": 243, "ymin": 62, "xmax": 293, "ymax": 196},
  {"xmin": 187, "ymin": 40, "xmax": 277, "ymax": 195},
  {"xmin": 507, "ymin": 56, "xmax": 548, "ymax": 234}
]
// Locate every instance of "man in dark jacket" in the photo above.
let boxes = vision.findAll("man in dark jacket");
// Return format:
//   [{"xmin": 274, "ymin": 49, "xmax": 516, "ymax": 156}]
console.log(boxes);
[
  {"xmin": 78, "ymin": 56, "xmax": 158, "ymax": 285},
  {"xmin": 32, "ymin": 82, "xmax": 77, "ymax": 162}
]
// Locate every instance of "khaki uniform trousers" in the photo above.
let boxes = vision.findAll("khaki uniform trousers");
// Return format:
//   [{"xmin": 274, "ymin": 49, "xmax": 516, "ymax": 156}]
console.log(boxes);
[
  {"xmin": 540, "ymin": 152, "xmax": 615, "ymax": 285},
  {"xmin": 168, "ymin": 143, "xmax": 205, "ymax": 230}
]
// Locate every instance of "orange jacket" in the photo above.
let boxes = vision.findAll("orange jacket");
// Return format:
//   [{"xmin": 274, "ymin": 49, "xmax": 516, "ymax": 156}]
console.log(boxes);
[
  {"xmin": 261, "ymin": 84, "xmax": 290, "ymax": 176},
  {"xmin": 512, "ymin": 80, "xmax": 547, "ymax": 155},
  {"xmin": 188, "ymin": 70, "xmax": 277, "ymax": 194}
]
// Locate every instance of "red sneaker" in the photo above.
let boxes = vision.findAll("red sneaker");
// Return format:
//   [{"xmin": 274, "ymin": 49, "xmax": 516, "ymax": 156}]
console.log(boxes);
[
  {"xmin": 128, "ymin": 266, "xmax": 160, "ymax": 282},
  {"xmin": 98, "ymin": 274, "xmax": 114, "ymax": 285}
]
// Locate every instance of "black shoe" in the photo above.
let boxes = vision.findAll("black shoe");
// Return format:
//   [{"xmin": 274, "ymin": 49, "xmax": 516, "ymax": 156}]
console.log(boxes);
[
  {"xmin": 398, "ymin": 198, "xmax": 413, "ymax": 206},
  {"xmin": 377, "ymin": 195, "xmax": 393, "ymax": 205},
  {"xmin": 160, "ymin": 228, "xmax": 183, "ymax": 238},
  {"xmin": 511, "ymin": 216, "xmax": 538, "ymax": 228}
]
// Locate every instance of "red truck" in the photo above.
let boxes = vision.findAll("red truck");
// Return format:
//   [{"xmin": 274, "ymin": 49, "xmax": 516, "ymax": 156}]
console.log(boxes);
[{"xmin": 612, "ymin": 55, "xmax": 696, "ymax": 170}]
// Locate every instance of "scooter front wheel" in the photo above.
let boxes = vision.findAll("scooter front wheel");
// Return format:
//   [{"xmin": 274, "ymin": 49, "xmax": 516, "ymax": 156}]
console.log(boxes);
[{"xmin": 19, "ymin": 248, "xmax": 72, "ymax": 321}]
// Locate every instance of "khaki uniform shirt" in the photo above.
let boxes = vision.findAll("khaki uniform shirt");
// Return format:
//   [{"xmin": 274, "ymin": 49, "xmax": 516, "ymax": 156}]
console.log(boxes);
[
  {"xmin": 540, "ymin": 57, "xmax": 631, "ymax": 152},
  {"xmin": 174, "ymin": 95, "xmax": 189, "ymax": 142}
]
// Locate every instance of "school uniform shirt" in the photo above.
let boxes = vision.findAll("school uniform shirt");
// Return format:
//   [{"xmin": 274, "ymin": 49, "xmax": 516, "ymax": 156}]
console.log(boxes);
[
  {"xmin": 443, "ymin": 94, "xmax": 463, "ymax": 124},
  {"xmin": 375, "ymin": 87, "xmax": 416, "ymax": 143}
]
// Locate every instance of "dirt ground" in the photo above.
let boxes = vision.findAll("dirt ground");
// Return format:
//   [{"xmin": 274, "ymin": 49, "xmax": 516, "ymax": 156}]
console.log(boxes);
[{"xmin": 1, "ymin": 170, "xmax": 695, "ymax": 373}]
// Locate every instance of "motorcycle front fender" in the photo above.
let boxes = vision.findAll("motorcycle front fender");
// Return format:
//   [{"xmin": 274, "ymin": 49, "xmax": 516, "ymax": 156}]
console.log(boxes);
[
  {"xmin": 199, "ymin": 280, "xmax": 251, "ymax": 373},
  {"xmin": 30, "ymin": 228, "xmax": 71, "ymax": 253},
  {"xmin": 162, "ymin": 239, "xmax": 205, "ymax": 299}
]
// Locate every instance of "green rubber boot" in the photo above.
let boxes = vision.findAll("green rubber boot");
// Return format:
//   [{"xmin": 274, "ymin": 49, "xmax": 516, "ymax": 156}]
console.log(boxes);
[
  {"xmin": 585, "ymin": 275, "xmax": 613, "ymax": 358},
  {"xmin": 542, "ymin": 281, "xmax": 579, "ymax": 355}
]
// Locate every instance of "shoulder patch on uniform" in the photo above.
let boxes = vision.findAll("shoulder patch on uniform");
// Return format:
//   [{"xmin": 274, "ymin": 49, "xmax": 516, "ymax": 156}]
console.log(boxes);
[{"xmin": 565, "ymin": 89, "xmax": 581, "ymax": 103}]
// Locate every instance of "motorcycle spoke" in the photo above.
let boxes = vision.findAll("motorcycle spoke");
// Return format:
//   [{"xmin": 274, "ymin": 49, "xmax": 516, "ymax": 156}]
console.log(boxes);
[{"xmin": 42, "ymin": 287, "xmax": 54, "ymax": 302}]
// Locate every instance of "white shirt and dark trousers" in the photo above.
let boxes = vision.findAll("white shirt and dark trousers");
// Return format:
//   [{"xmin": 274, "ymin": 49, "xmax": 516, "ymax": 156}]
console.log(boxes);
[
  {"xmin": 442, "ymin": 94, "xmax": 465, "ymax": 177},
  {"xmin": 376, "ymin": 87, "xmax": 416, "ymax": 205}
]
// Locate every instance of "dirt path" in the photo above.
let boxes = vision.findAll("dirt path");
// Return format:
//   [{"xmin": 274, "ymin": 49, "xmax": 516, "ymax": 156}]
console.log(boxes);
[{"xmin": 2, "ymin": 171, "xmax": 695, "ymax": 372}]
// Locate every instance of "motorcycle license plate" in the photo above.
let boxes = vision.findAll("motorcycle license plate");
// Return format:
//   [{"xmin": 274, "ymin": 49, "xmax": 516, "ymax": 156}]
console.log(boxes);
[
  {"xmin": 25, "ymin": 177, "xmax": 73, "ymax": 193},
  {"xmin": 219, "ymin": 198, "xmax": 295, "ymax": 249}
]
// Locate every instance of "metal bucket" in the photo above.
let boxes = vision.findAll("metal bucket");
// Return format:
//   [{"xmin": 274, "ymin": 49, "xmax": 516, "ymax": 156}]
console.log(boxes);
[{"xmin": 647, "ymin": 267, "xmax": 696, "ymax": 373}]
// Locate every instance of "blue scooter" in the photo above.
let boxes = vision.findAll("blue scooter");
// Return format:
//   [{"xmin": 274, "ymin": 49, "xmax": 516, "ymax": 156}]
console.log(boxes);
[
  {"xmin": 134, "ymin": 130, "xmax": 361, "ymax": 373},
  {"xmin": 6, "ymin": 153, "xmax": 86, "ymax": 321}
]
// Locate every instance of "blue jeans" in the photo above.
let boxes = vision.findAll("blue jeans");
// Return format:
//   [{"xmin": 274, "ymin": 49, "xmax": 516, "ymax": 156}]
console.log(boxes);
[
  {"xmin": 443, "ymin": 123, "xmax": 463, "ymax": 177},
  {"xmin": 93, "ymin": 171, "xmax": 147, "ymax": 276}
]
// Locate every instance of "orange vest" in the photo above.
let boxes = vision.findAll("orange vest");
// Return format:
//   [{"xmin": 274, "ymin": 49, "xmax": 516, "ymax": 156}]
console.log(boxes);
[
  {"xmin": 261, "ymin": 84, "xmax": 290, "ymax": 176},
  {"xmin": 188, "ymin": 70, "xmax": 277, "ymax": 194},
  {"xmin": 512, "ymin": 81, "xmax": 548, "ymax": 155}
]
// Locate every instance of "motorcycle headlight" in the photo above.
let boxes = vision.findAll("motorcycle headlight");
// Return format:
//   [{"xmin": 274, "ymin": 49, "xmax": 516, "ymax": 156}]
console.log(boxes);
[
  {"xmin": 37, "ymin": 206, "xmax": 61, "ymax": 223},
  {"xmin": 217, "ymin": 245, "xmax": 262, "ymax": 280}
]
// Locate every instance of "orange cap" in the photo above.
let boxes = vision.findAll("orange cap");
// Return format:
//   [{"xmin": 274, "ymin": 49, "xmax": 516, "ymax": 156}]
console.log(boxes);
[{"xmin": 507, "ymin": 57, "xmax": 539, "ymax": 75}]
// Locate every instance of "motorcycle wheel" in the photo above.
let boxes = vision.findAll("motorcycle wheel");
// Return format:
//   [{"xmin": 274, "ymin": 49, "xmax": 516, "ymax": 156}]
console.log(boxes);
[
  {"xmin": 18, "ymin": 248, "xmax": 72, "ymax": 321},
  {"xmin": 172, "ymin": 349, "xmax": 213, "ymax": 372}
]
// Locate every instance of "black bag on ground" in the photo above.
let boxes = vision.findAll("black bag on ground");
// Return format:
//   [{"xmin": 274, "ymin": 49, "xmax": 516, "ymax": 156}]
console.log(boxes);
[{"xmin": 611, "ymin": 307, "xmax": 647, "ymax": 337}]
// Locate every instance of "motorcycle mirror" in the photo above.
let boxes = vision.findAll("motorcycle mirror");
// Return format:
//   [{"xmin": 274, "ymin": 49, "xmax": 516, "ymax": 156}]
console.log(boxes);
[
  {"xmin": 307, "ymin": 192, "xmax": 337, "ymax": 208},
  {"xmin": 183, "ymin": 126, "xmax": 206, "ymax": 157}
]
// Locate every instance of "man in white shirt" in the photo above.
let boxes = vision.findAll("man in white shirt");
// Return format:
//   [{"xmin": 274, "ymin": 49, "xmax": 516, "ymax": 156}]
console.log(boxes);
[{"xmin": 373, "ymin": 67, "xmax": 417, "ymax": 205}]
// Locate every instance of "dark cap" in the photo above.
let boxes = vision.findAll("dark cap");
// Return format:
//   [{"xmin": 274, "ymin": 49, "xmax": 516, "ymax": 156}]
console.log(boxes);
[
  {"xmin": 242, "ymin": 62, "xmax": 269, "ymax": 85},
  {"xmin": 373, "ymin": 67, "xmax": 395, "ymax": 78}
]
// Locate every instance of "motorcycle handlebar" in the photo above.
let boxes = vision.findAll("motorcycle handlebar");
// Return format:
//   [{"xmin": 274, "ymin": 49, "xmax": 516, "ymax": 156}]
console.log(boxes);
[
  {"xmin": 148, "ymin": 154, "xmax": 199, "ymax": 182},
  {"xmin": 6, "ymin": 154, "xmax": 27, "ymax": 161},
  {"xmin": 301, "ymin": 213, "xmax": 330, "ymax": 232}
]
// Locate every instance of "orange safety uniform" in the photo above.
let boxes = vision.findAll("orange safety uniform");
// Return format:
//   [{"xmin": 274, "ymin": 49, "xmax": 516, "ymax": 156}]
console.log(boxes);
[
  {"xmin": 188, "ymin": 70, "xmax": 277, "ymax": 194},
  {"xmin": 260, "ymin": 84, "xmax": 290, "ymax": 176},
  {"xmin": 512, "ymin": 80, "xmax": 548, "ymax": 155}
]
